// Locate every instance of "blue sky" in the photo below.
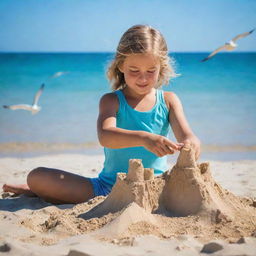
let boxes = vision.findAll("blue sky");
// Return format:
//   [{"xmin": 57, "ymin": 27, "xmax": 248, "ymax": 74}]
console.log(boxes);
[{"xmin": 0, "ymin": 0, "xmax": 255, "ymax": 52}]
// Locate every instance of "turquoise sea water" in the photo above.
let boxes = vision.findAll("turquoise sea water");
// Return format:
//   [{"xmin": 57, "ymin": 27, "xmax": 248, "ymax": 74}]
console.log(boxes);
[{"xmin": 0, "ymin": 53, "xmax": 255, "ymax": 159}]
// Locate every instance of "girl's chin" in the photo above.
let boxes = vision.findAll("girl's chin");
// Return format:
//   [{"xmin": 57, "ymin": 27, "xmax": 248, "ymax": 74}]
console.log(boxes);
[
  {"xmin": 135, "ymin": 84, "xmax": 152, "ymax": 91},
  {"xmin": 125, "ymin": 85, "xmax": 155, "ymax": 95}
]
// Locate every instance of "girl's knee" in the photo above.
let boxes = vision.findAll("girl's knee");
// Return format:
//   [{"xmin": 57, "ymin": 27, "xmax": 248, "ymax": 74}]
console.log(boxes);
[{"xmin": 27, "ymin": 167, "xmax": 47, "ymax": 187}]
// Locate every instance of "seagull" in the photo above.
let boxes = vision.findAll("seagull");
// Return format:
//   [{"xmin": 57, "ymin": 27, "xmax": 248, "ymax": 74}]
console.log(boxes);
[
  {"xmin": 201, "ymin": 29, "xmax": 255, "ymax": 62},
  {"xmin": 50, "ymin": 71, "xmax": 69, "ymax": 78},
  {"xmin": 3, "ymin": 84, "xmax": 45, "ymax": 115}
]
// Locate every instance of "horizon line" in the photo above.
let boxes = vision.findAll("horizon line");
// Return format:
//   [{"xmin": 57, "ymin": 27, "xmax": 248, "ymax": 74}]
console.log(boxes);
[{"xmin": 0, "ymin": 51, "xmax": 256, "ymax": 54}]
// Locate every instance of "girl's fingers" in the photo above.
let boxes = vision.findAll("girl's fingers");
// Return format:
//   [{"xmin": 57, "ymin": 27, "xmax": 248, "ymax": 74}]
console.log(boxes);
[
  {"xmin": 165, "ymin": 145, "xmax": 175, "ymax": 154},
  {"xmin": 149, "ymin": 137, "xmax": 186, "ymax": 157},
  {"xmin": 158, "ymin": 148, "xmax": 168, "ymax": 157},
  {"xmin": 154, "ymin": 150, "xmax": 163, "ymax": 157},
  {"xmin": 165, "ymin": 141, "xmax": 178, "ymax": 150},
  {"xmin": 155, "ymin": 146, "xmax": 170, "ymax": 157},
  {"xmin": 165, "ymin": 140, "xmax": 184, "ymax": 151},
  {"xmin": 158, "ymin": 144, "xmax": 175, "ymax": 156},
  {"xmin": 177, "ymin": 143, "xmax": 185, "ymax": 149}
]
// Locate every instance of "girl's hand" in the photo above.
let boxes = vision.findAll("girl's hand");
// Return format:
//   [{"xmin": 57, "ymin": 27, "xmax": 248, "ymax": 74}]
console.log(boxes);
[
  {"xmin": 181, "ymin": 138, "xmax": 201, "ymax": 160},
  {"xmin": 143, "ymin": 133, "xmax": 184, "ymax": 157}
]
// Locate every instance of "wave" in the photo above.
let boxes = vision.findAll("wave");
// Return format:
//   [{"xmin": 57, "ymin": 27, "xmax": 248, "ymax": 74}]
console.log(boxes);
[{"xmin": 0, "ymin": 142, "xmax": 255, "ymax": 154}]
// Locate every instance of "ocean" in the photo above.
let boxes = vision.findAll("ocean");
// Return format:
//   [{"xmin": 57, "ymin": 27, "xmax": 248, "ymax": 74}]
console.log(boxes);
[{"xmin": 0, "ymin": 52, "xmax": 255, "ymax": 160}]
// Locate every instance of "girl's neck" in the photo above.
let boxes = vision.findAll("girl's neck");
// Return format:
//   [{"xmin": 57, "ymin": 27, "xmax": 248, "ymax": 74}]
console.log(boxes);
[
  {"xmin": 121, "ymin": 87, "xmax": 157, "ymax": 112},
  {"xmin": 122, "ymin": 86, "xmax": 156, "ymax": 100}
]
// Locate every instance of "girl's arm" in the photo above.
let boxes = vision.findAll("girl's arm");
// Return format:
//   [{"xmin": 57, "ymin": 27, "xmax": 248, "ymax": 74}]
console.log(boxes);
[
  {"xmin": 165, "ymin": 92, "xmax": 201, "ymax": 159},
  {"xmin": 97, "ymin": 93, "xmax": 182, "ymax": 157}
]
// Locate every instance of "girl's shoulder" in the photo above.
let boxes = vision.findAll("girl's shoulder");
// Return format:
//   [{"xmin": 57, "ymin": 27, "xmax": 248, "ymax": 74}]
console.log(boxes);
[
  {"xmin": 163, "ymin": 91, "xmax": 182, "ymax": 111},
  {"xmin": 99, "ymin": 92, "xmax": 119, "ymax": 112},
  {"xmin": 100, "ymin": 92, "xmax": 118, "ymax": 101}
]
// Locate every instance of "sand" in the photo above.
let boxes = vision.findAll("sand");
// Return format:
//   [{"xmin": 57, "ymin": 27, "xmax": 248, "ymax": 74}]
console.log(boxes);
[{"xmin": 0, "ymin": 150, "xmax": 256, "ymax": 256}]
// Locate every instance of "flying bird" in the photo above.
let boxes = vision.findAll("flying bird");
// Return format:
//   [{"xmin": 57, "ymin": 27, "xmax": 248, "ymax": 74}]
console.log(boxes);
[
  {"xmin": 3, "ymin": 84, "xmax": 45, "ymax": 115},
  {"xmin": 50, "ymin": 71, "xmax": 69, "ymax": 78},
  {"xmin": 201, "ymin": 29, "xmax": 255, "ymax": 62}
]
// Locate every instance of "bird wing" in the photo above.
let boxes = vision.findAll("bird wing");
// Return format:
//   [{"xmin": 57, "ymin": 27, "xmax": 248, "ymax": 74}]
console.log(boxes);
[
  {"xmin": 32, "ymin": 83, "xmax": 45, "ymax": 106},
  {"xmin": 50, "ymin": 71, "xmax": 69, "ymax": 78},
  {"xmin": 3, "ymin": 104, "xmax": 33, "ymax": 111},
  {"xmin": 201, "ymin": 45, "xmax": 227, "ymax": 62},
  {"xmin": 231, "ymin": 29, "xmax": 255, "ymax": 42},
  {"xmin": 51, "ymin": 72, "xmax": 61, "ymax": 78}
]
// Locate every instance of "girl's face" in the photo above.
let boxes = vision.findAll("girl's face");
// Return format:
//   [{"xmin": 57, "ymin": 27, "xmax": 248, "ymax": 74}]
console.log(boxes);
[{"xmin": 119, "ymin": 53, "xmax": 160, "ymax": 95}]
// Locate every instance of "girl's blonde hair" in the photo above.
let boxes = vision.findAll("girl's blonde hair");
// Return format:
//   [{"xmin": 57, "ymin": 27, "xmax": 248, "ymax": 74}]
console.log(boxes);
[{"xmin": 107, "ymin": 24, "xmax": 177, "ymax": 91}]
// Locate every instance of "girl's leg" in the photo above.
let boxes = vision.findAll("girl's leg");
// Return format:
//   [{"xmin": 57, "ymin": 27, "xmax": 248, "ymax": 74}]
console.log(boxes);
[{"xmin": 3, "ymin": 167, "xmax": 94, "ymax": 204}]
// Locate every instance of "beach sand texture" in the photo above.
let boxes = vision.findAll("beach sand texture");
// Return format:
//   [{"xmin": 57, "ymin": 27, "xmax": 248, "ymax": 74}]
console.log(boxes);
[{"xmin": 0, "ymin": 149, "xmax": 256, "ymax": 256}]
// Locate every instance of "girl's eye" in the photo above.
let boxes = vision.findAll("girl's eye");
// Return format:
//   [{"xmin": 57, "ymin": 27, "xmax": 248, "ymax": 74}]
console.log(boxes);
[
  {"xmin": 130, "ymin": 70, "xmax": 139, "ymax": 73},
  {"xmin": 147, "ymin": 70, "xmax": 155, "ymax": 74}
]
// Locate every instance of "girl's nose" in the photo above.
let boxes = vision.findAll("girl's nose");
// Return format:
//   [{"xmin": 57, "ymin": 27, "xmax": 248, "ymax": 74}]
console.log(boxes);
[{"xmin": 138, "ymin": 73, "xmax": 148, "ymax": 83}]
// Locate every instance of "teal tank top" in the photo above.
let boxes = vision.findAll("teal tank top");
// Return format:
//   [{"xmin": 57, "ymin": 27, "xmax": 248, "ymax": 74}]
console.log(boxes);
[{"xmin": 98, "ymin": 89, "xmax": 171, "ymax": 187}]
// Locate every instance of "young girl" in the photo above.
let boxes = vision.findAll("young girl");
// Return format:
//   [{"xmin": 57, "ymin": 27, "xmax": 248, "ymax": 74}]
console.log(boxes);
[{"xmin": 2, "ymin": 25, "xmax": 200, "ymax": 204}]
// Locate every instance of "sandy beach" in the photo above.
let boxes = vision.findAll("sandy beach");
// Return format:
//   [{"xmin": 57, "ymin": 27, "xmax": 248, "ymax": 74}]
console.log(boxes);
[
  {"xmin": 0, "ymin": 152, "xmax": 256, "ymax": 256},
  {"xmin": 1, "ymin": 0, "xmax": 256, "ymax": 254}
]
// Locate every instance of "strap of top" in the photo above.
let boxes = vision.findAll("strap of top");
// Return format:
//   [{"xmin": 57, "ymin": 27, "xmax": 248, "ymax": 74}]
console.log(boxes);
[
  {"xmin": 115, "ymin": 90, "xmax": 125, "ymax": 103},
  {"xmin": 157, "ymin": 89, "xmax": 162, "ymax": 104},
  {"xmin": 114, "ymin": 90, "xmax": 126, "ymax": 113},
  {"xmin": 114, "ymin": 89, "xmax": 169, "ymax": 114},
  {"xmin": 158, "ymin": 89, "xmax": 165, "ymax": 104}
]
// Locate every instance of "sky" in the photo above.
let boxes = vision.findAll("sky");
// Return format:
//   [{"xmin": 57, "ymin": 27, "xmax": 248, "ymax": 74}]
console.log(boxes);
[{"xmin": 0, "ymin": 0, "xmax": 255, "ymax": 52}]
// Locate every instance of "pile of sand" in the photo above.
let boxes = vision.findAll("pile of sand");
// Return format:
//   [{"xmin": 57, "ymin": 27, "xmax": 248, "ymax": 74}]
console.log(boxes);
[{"xmin": 6, "ymin": 145, "xmax": 255, "ymax": 248}]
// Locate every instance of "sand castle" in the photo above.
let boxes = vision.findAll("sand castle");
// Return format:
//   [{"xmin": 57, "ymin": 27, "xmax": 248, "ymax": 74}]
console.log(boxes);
[
  {"xmin": 5, "ymin": 145, "xmax": 254, "ymax": 246},
  {"xmin": 81, "ymin": 145, "xmax": 253, "ymax": 219},
  {"xmin": 79, "ymin": 145, "xmax": 256, "ymax": 241}
]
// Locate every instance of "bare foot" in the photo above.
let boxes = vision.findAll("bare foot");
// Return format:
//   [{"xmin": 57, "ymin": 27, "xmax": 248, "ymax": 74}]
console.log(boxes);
[{"xmin": 2, "ymin": 184, "xmax": 36, "ymax": 197}]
